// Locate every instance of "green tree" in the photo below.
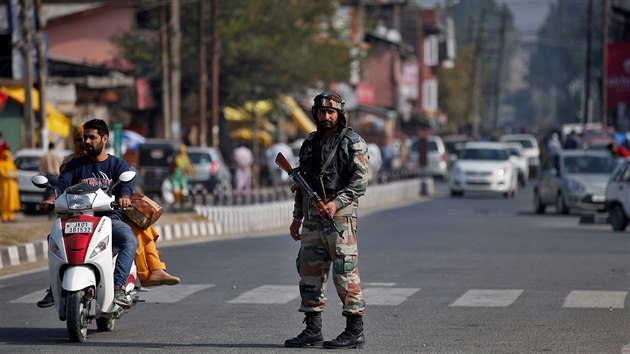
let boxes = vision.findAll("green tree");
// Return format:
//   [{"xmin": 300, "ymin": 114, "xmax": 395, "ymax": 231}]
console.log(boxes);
[
  {"xmin": 115, "ymin": 0, "xmax": 351, "ymax": 116},
  {"xmin": 446, "ymin": 0, "xmax": 519, "ymax": 134},
  {"xmin": 527, "ymin": 0, "xmax": 602, "ymax": 128},
  {"xmin": 436, "ymin": 43, "xmax": 474, "ymax": 133}
]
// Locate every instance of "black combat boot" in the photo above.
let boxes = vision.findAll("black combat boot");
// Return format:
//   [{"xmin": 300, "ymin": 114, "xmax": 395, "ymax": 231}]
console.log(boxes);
[
  {"xmin": 322, "ymin": 315, "xmax": 365, "ymax": 349},
  {"xmin": 284, "ymin": 312, "xmax": 324, "ymax": 348}
]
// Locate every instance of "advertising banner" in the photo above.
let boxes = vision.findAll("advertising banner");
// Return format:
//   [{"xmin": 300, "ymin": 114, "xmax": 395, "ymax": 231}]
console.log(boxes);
[{"xmin": 607, "ymin": 42, "xmax": 630, "ymax": 109}]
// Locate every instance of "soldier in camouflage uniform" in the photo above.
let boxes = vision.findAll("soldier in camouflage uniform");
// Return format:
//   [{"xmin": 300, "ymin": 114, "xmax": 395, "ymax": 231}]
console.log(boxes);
[{"xmin": 284, "ymin": 91, "xmax": 368, "ymax": 349}]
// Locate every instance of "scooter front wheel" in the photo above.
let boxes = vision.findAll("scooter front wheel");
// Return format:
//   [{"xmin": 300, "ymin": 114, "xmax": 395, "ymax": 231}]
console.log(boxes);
[{"xmin": 66, "ymin": 290, "xmax": 89, "ymax": 342}]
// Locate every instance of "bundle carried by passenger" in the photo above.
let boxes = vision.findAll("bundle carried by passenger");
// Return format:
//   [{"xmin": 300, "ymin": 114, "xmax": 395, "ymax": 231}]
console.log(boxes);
[{"xmin": 124, "ymin": 192, "xmax": 163, "ymax": 229}]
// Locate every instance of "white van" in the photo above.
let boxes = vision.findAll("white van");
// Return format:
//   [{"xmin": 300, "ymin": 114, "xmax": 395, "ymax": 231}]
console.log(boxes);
[{"xmin": 499, "ymin": 134, "xmax": 541, "ymax": 178}]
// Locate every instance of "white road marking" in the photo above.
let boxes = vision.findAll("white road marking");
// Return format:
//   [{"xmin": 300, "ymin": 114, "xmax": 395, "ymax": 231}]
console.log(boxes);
[
  {"xmin": 228, "ymin": 285, "xmax": 299, "ymax": 304},
  {"xmin": 10, "ymin": 285, "xmax": 215, "ymax": 304},
  {"xmin": 141, "ymin": 284, "xmax": 214, "ymax": 303},
  {"xmin": 362, "ymin": 287, "xmax": 420, "ymax": 305},
  {"xmin": 449, "ymin": 289, "xmax": 523, "ymax": 307},
  {"xmin": 562, "ymin": 290, "xmax": 627, "ymax": 309},
  {"xmin": 363, "ymin": 282, "xmax": 396, "ymax": 287},
  {"xmin": 9, "ymin": 288, "xmax": 50, "ymax": 303}
]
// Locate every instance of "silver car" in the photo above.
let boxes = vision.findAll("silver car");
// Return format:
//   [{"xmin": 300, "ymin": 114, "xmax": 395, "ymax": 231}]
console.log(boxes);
[
  {"xmin": 534, "ymin": 150, "xmax": 617, "ymax": 214},
  {"xmin": 186, "ymin": 146, "xmax": 232, "ymax": 197},
  {"xmin": 14, "ymin": 148, "xmax": 71, "ymax": 212}
]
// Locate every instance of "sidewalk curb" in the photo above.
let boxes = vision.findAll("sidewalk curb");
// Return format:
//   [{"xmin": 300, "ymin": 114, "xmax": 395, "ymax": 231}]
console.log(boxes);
[{"xmin": 0, "ymin": 179, "xmax": 425, "ymax": 270}]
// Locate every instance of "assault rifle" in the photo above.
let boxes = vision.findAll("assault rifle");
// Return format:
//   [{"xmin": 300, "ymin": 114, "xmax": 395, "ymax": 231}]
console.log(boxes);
[{"xmin": 275, "ymin": 152, "xmax": 344, "ymax": 238}]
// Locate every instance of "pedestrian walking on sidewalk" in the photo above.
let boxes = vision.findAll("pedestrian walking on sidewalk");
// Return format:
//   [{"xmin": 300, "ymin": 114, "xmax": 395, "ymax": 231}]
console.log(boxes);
[{"xmin": 0, "ymin": 149, "xmax": 20, "ymax": 222}]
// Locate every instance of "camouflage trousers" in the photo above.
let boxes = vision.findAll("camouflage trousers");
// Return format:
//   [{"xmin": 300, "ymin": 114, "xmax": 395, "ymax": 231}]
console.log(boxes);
[{"xmin": 296, "ymin": 215, "xmax": 366, "ymax": 316}]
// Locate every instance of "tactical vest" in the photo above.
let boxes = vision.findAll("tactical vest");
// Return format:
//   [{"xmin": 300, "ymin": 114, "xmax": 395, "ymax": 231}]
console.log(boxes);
[{"xmin": 298, "ymin": 128, "xmax": 362, "ymax": 198}]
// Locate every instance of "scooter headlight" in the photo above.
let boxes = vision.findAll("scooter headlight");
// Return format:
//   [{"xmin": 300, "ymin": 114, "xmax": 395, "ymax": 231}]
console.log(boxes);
[
  {"xmin": 66, "ymin": 193, "xmax": 95, "ymax": 210},
  {"xmin": 89, "ymin": 236, "xmax": 109, "ymax": 259},
  {"xmin": 49, "ymin": 241, "xmax": 63, "ymax": 260}
]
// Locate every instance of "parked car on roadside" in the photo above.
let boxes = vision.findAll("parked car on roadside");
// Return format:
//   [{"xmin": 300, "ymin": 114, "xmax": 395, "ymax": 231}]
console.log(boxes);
[
  {"xmin": 366, "ymin": 143, "xmax": 382, "ymax": 184},
  {"xmin": 14, "ymin": 148, "xmax": 71, "ymax": 212},
  {"xmin": 409, "ymin": 136, "xmax": 448, "ymax": 180},
  {"xmin": 449, "ymin": 142, "xmax": 518, "ymax": 198},
  {"xmin": 533, "ymin": 150, "xmax": 617, "ymax": 215},
  {"xmin": 186, "ymin": 146, "xmax": 232, "ymax": 197},
  {"xmin": 499, "ymin": 134, "xmax": 541, "ymax": 178},
  {"xmin": 604, "ymin": 159, "xmax": 630, "ymax": 231}
]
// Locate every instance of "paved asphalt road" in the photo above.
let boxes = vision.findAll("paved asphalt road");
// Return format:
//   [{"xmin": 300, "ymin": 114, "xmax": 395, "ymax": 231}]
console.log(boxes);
[{"xmin": 2, "ymin": 182, "xmax": 630, "ymax": 353}]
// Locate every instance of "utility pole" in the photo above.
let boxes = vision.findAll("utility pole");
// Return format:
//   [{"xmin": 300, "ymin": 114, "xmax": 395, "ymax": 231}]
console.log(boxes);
[
  {"xmin": 170, "ymin": 0, "xmax": 181, "ymax": 142},
  {"xmin": 583, "ymin": 0, "xmax": 593, "ymax": 126},
  {"xmin": 35, "ymin": 0, "xmax": 48, "ymax": 148},
  {"xmin": 210, "ymin": 0, "xmax": 220, "ymax": 148},
  {"xmin": 602, "ymin": 0, "xmax": 609, "ymax": 126},
  {"xmin": 198, "ymin": 0, "xmax": 208, "ymax": 147},
  {"xmin": 492, "ymin": 8, "xmax": 508, "ymax": 132},
  {"xmin": 467, "ymin": 9, "xmax": 485, "ymax": 138},
  {"xmin": 19, "ymin": 0, "xmax": 36, "ymax": 148},
  {"xmin": 160, "ymin": 4, "xmax": 171, "ymax": 139}
]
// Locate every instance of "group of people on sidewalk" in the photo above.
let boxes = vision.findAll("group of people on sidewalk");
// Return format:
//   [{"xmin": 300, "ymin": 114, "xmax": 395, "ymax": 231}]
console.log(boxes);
[{"xmin": 31, "ymin": 91, "xmax": 369, "ymax": 349}]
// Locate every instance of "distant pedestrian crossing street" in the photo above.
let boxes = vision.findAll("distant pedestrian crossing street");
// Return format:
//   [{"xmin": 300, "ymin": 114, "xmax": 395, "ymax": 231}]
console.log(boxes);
[{"xmin": 8, "ymin": 285, "xmax": 630, "ymax": 309}]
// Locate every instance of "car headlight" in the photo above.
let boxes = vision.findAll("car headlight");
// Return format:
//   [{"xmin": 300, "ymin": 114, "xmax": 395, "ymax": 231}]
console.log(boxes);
[
  {"xmin": 65, "ymin": 193, "xmax": 95, "ymax": 210},
  {"xmin": 494, "ymin": 168, "xmax": 506, "ymax": 177},
  {"xmin": 566, "ymin": 179, "xmax": 586, "ymax": 192},
  {"xmin": 452, "ymin": 166, "xmax": 463, "ymax": 177}
]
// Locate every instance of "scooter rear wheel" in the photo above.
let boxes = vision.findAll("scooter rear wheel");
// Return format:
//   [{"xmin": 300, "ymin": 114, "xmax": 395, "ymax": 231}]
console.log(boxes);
[{"xmin": 66, "ymin": 290, "xmax": 89, "ymax": 342}]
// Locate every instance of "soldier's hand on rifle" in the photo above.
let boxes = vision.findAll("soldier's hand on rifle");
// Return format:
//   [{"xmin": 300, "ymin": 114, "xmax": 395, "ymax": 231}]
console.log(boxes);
[
  {"xmin": 290, "ymin": 219, "xmax": 302, "ymax": 241},
  {"xmin": 323, "ymin": 201, "xmax": 337, "ymax": 218}
]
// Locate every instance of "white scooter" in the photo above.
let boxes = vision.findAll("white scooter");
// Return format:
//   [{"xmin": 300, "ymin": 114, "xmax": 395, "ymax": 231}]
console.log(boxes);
[{"xmin": 32, "ymin": 171, "xmax": 140, "ymax": 342}]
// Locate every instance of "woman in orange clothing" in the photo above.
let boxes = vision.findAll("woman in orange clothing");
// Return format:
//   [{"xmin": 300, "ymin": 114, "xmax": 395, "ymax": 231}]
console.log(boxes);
[
  {"xmin": 0, "ymin": 149, "xmax": 20, "ymax": 222},
  {"xmin": 38, "ymin": 124, "xmax": 179, "ymax": 307}
]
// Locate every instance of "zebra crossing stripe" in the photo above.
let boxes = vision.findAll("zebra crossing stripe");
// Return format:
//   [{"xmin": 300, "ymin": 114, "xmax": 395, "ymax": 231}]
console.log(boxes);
[
  {"xmin": 362, "ymin": 287, "xmax": 420, "ymax": 305},
  {"xmin": 10, "ymin": 285, "xmax": 215, "ymax": 304},
  {"xmin": 9, "ymin": 288, "xmax": 50, "ymax": 303},
  {"xmin": 141, "ymin": 284, "xmax": 214, "ymax": 303},
  {"xmin": 562, "ymin": 290, "xmax": 628, "ymax": 309},
  {"xmin": 449, "ymin": 289, "xmax": 523, "ymax": 307},
  {"xmin": 228, "ymin": 285, "xmax": 299, "ymax": 304}
]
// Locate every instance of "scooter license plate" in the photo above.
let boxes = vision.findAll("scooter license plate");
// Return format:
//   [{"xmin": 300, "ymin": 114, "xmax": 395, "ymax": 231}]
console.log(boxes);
[{"xmin": 65, "ymin": 221, "xmax": 93, "ymax": 234}]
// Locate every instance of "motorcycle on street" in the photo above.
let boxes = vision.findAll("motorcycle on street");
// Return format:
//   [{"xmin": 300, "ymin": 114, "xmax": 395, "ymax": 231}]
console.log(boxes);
[{"xmin": 32, "ymin": 171, "xmax": 141, "ymax": 342}]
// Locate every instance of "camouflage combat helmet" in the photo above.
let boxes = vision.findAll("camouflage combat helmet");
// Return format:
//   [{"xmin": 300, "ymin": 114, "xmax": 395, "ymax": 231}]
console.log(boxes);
[{"xmin": 311, "ymin": 91, "xmax": 347, "ymax": 127}]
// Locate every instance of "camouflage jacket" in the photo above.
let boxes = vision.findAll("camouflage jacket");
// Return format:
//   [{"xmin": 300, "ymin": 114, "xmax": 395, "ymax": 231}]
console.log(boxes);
[{"xmin": 293, "ymin": 127, "xmax": 369, "ymax": 219}]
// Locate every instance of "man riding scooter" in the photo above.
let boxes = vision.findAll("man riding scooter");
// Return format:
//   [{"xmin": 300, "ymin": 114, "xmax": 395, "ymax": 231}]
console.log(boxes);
[{"xmin": 39, "ymin": 118, "xmax": 138, "ymax": 309}]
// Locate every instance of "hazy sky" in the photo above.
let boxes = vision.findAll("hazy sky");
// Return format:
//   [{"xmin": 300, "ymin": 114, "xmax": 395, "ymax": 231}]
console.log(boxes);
[
  {"xmin": 500, "ymin": 0, "xmax": 554, "ymax": 34},
  {"xmin": 418, "ymin": 0, "xmax": 554, "ymax": 35}
]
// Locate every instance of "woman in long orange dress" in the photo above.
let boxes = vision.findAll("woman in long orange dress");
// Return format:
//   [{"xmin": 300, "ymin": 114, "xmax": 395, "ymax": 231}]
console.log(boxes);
[
  {"xmin": 37, "ymin": 124, "xmax": 179, "ymax": 307},
  {"xmin": 0, "ymin": 149, "xmax": 20, "ymax": 222}
]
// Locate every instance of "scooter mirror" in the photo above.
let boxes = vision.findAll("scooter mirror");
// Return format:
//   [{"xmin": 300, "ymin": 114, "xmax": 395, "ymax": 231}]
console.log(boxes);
[
  {"xmin": 119, "ymin": 170, "xmax": 137, "ymax": 183},
  {"xmin": 31, "ymin": 175, "xmax": 49, "ymax": 188}
]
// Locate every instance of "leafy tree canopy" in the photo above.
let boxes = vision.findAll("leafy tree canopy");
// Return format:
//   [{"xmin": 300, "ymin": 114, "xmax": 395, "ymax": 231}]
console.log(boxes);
[{"xmin": 115, "ymin": 0, "xmax": 352, "ymax": 108}]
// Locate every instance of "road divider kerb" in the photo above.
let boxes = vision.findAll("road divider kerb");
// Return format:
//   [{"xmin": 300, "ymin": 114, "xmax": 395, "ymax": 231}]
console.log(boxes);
[{"xmin": 1, "ymin": 179, "xmax": 424, "ymax": 270}]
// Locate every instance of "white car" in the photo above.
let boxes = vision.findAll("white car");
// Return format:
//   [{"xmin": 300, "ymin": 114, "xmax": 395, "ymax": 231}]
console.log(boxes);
[
  {"xmin": 409, "ymin": 136, "xmax": 448, "ymax": 180},
  {"xmin": 449, "ymin": 142, "xmax": 518, "ymax": 198},
  {"xmin": 605, "ymin": 159, "xmax": 630, "ymax": 231},
  {"xmin": 505, "ymin": 142, "xmax": 529, "ymax": 186},
  {"xmin": 14, "ymin": 148, "xmax": 71, "ymax": 212},
  {"xmin": 366, "ymin": 143, "xmax": 382, "ymax": 184},
  {"xmin": 499, "ymin": 134, "xmax": 541, "ymax": 178}
]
